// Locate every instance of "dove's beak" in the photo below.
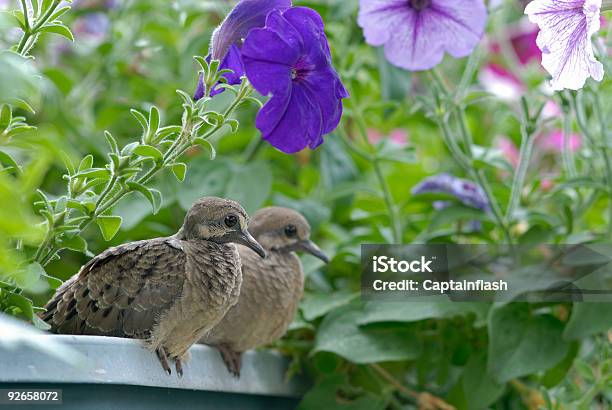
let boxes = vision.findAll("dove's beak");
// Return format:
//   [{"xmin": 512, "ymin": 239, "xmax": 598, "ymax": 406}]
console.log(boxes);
[
  {"xmin": 295, "ymin": 240, "xmax": 330, "ymax": 263},
  {"xmin": 237, "ymin": 230, "xmax": 266, "ymax": 258}
]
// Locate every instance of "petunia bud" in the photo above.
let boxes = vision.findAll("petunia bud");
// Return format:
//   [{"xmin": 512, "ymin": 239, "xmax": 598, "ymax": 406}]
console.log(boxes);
[{"xmin": 209, "ymin": 0, "xmax": 291, "ymax": 61}]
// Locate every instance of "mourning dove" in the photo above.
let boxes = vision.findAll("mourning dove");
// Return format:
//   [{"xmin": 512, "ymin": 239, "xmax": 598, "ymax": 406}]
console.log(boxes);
[
  {"xmin": 200, "ymin": 206, "xmax": 329, "ymax": 377},
  {"xmin": 41, "ymin": 197, "xmax": 265, "ymax": 376}
]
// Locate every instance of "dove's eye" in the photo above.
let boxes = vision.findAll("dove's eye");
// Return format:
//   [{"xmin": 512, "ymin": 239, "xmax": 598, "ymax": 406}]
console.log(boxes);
[
  {"xmin": 224, "ymin": 214, "xmax": 238, "ymax": 228},
  {"xmin": 285, "ymin": 224, "xmax": 298, "ymax": 238}
]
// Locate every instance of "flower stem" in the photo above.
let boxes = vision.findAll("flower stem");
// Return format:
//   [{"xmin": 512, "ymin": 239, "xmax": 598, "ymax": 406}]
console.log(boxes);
[
  {"xmin": 505, "ymin": 124, "xmax": 535, "ymax": 221},
  {"xmin": 562, "ymin": 106, "xmax": 578, "ymax": 178},
  {"xmin": 590, "ymin": 90, "xmax": 612, "ymax": 239},
  {"xmin": 16, "ymin": 0, "xmax": 62, "ymax": 56},
  {"xmin": 429, "ymin": 72, "xmax": 512, "ymax": 243},
  {"xmin": 353, "ymin": 114, "xmax": 403, "ymax": 243},
  {"xmin": 571, "ymin": 90, "xmax": 612, "ymax": 238}
]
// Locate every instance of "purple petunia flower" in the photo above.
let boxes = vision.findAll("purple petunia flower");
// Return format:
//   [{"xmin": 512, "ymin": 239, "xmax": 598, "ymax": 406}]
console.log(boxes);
[
  {"xmin": 525, "ymin": 0, "xmax": 604, "ymax": 90},
  {"xmin": 194, "ymin": 0, "xmax": 291, "ymax": 99},
  {"xmin": 412, "ymin": 173, "xmax": 490, "ymax": 211},
  {"xmin": 357, "ymin": 0, "xmax": 487, "ymax": 71},
  {"xmin": 241, "ymin": 7, "xmax": 348, "ymax": 153}
]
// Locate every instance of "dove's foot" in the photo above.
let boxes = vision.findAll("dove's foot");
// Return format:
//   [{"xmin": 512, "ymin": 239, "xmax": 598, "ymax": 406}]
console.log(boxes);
[
  {"xmin": 217, "ymin": 344, "xmax": 242, "ymax": 378},
  {"xmin": 156, "ymin": 347, "xmax": 172, "ymax": 376},
  {"xmin": 175, "ymin": 357, "xmax": 184, "ymax": 378}
]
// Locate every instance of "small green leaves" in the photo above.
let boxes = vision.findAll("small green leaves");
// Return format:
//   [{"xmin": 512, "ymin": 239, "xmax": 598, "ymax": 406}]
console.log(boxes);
[
  {"xmin": 104, "ymin": 131, "xmax": 120, "ymax": 154},
  {"xmin": 59, "ymin": 235, "xmax": 88, "ymax": 254},
  {"xmin": 194, "ymin": 138, "xmax": 216, "ymax": 160},
  {"xmin": 0, "ymin": 150, "xmax": 21, "ymax": 173},
  {"xmin": 133, "ymin": 144, "xmax": 163, "ymax": 161},
  {"xmin": 171, "ymin": 162, "xmax": 187, "ymax": 182},
  {"xmin": 40, "ymin": 23, "xmax": 74, "ymax": 42},
  {"xmin": 0, "ymin": 104, "xmax": 12, "ymax": 130},
  {"xmin": 96, "ymin": 215, "xmax": 122, "ymax": 241},
  {"xmin": 127, "ymin": 182, "xmax": 162, "ymax": 214}
]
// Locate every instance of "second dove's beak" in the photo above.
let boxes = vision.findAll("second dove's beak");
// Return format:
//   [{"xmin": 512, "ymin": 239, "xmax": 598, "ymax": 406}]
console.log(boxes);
[
  {"xmin": 295, "ymin": 240, "xmax": 330, "ymax": 263},
  {"xmin": 237, "ymin": 230, "xmax": 266, "ymax": 258}
]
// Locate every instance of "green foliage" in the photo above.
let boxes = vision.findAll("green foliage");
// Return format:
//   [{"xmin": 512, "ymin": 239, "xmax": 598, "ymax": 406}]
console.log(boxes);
[{"xmin": 0, "ymin": 1, "xmax": 610, "ymax": 409}]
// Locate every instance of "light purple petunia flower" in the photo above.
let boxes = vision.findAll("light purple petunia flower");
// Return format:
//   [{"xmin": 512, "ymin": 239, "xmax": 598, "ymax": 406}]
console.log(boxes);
[
  {"xmin": 241, "ymin": 7, "xmax": 349, "ymax": 153},
  {"xmin": 194, "ymin": 0, "xmax": 291, "ymax": 99},
  {"xmin": 357, "ymin": 0, "xmax": 487, "ymax": 71},
  {"xmin": 412, "ymin": 173, "xmax": 490, "ymax": 211},
  {"xmin": 525, "ymin": 0, "xmax": 604, "ymax": 90}
]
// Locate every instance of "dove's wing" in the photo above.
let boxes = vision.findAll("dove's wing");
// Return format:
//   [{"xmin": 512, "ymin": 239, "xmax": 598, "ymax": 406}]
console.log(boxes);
[{"xmin": 42, "ymin": 238, "xmax": 186, "ymax": 339}]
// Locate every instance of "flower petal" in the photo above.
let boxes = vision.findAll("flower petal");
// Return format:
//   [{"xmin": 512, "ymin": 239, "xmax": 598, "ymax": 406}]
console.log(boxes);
[
  {"xmin": 210, "ymin": 0, "xmax": 291, "ymax": 60},
  {"xmin": 242, "ymin": 26, "xmax": 298, "ymax": 95},
  {"xmin": 525, "ymin": 0, "xmax": 603, "ymax": 90},
  {"xmin": 256, "ymin": 85, "xmax": 324, "ymax": 153},
  {"xmin": 358, "ymin": 0, "xmax": 487, "ymax": 71}
]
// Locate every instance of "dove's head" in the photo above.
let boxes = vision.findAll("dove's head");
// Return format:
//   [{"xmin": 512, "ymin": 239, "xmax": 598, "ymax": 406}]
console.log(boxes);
[
  {"xmin": 248, "ymin": 207, "xmax": 329, "ymax": 263},
  {"xmin": 181, "ymin": 197, "xmax": 266, "ymax": 258}
]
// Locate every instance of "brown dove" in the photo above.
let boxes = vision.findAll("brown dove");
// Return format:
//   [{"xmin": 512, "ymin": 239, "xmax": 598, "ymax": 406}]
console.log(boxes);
[
  {"xmin": 41, "ymin": 196, "xmax": 265, "ymax": 377},
  {"xmin": 200, "ymin": 206, "xmax": 329, "ymax": 377}
]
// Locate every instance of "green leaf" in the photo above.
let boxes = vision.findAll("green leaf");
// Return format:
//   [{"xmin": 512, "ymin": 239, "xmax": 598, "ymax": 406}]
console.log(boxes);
[
  {"xmin": 74, "ymin": 168, "xmax": 111, "ymax": 180},
  {"xmin": 540, "ymin": 342, "xmax": 579, "ymax": 388},
  {"xmin": 171, "ymin": 162, "xmax": 187, "ymax": 182},
  {"xmin": 320, "ymin": 137, "xmax": 358, "ymax": 189},
  {"xmin": 127, "ymin": 182, "xmax": 162, "ymax": 214},
  {"xmin": 7, "ymin": 98, "xmax": 35, "ymax": 114},
  {"xmin": 472, "ymin": 145, "xmax": 513, "ymax": 172},
  {"xmin": 298, "ymin": 374, "xmax": 387, "ymax": 410},
  {"xmin": 96, "ymin": 215, "xmax": 122, "ymax": 241},
  {"xmin": 301, "ymin": 291, "xmax": 359, "ymax": 321},
  {"xmin": 14, "ymin": 263, "xmax": 45, "ymax": 289},
  {"xmin": 48, "ymin": 5, "xmax": 71, "ymax": 21},
  {"xmin": 0, "ymin": 149, "xmax": 21, "ymax": 173},
  {"xmin": 563, "ymin": 302, "xmax": 612, "ymax": 340},
  {"xmin": 487, "ymin": 303, "xmax": 569, "ymax": 383},
  {"xmin": 429, "ymin": 204, "xmax": 490, "ymax": 230},
  {"xmin": 225, "ymin": 119, "xmax": 239, "ymax": 133},
  {"xmin": 148, "ymin": 106, "xmax": 160, "ymax": 137},
  {"xmin": 461, "ymin": 353, "xmax": 505, "ymax": 410},
  {"xmin": 313, "ymin": 304, "xmax": 421, "ymax": 364},
  {"xmin": 375, "ymin": 140, "xmax": 416, "ymax": 164},
  {"xmin": 359, "ymin": 299, "xmax": 490, "ymax": 326},
  {"xmin": 194, "ymin": 138, "xmax": 216, "ymax": 160},
  {"xmin": 78, "ymin": 154, "xmax": 94, "ymax": 172},
  {"xmin": 59, "ymin": 235, "xmax": 88, "ymax": 253},
  {"xmin": 40, "ymin": 23, "xmax": 74, "ymax": 41},
  {"xmin": 133, "ymin": 144, "xmax": 163, "ymax": 160},
  {"xmin": 5, "ymin": 291, "xmax": 35, "ymax": 321},
  {"xmin": 0, "ymin": 104, "xmax": 12, "ymax": 129},
  {"xmin": 224, "ymin": 161, "xmax": 272, "ymax": 213},
  {"xmin": 104, "ymin": 131, "xmax": 119, "ymax": 154}
]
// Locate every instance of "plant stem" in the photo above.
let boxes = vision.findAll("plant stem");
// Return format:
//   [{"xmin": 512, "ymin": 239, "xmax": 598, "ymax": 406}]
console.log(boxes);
[
  {"xmin": 572, "ymin": 90, "xmax": 612, "ymax": 238},
  {"xmin": 506, "ymin": 124, "xmax": 535, "ymax": 221},
  {"xmin": 590, "ymin": 90, "xmax": 612, "ymax": 239},
  {"xmin": 429, "ymin": 73, "xmax": 512, "ymax": 243},
  {"xmin": 353, "ymin": 113, "xmax": 403, "ymax": 243},
  {"xmin": 562, "ymin": 108, "xmax": 578, "ymax": 178},
  {"xmin": 16, "ymin": 0, "xmax": 62, "ymax": 56}
]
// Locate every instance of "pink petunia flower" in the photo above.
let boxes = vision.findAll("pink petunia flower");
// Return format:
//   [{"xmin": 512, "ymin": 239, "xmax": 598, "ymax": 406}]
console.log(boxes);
[
  {"xmin": 367, "ymin": 128, "xmax": 409, "ymax": 146},
  {"xmin": 479, "ymin": 63, "xmax": 526, "ymax": 100},
  {"xmin": 538, "ymin": 129, "xmax": 582, "ymax": 152},
  {"xmin": 525, "ymin": 0, "xmax": 604, "ymax": 90},
  {"xmin": 497, "ymin": 136, "xmax": 520, "ymax": 168}
]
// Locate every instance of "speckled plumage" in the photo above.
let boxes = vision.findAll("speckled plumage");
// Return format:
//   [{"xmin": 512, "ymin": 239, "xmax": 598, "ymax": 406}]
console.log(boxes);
[
  {"xmin": 200, "ymin": 207, "xmax": 329, "ymax": 376},
  {"xmin": 41, "ymin": 197, "xmax": 265, "ymax": 376}
]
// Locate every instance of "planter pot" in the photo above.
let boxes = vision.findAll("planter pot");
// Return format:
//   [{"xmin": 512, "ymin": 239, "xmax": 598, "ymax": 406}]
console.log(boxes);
[{"xmin": 0, "ymin": 332, "xmax": 307, "ymax": 410}]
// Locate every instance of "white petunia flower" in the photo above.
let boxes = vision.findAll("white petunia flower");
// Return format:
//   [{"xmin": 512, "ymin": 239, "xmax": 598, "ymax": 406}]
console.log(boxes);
[{"xmin": 525, "ymin": 0, "xmax": 604, "ymax": 90}]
